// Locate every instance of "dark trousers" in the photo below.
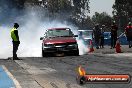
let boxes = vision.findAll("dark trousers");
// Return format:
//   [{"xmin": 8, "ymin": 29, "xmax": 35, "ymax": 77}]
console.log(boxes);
[
  {"xmin": 95, "ymin": 37, "xmax": 99, "ymax": 48},
  {"xmin": 13, "ymin": 42, "xmax": 19, "ymax": 59},
  {"xmin": 111, "ymin": 35, "xmax": 117, "ymax": 48},
  {"xmin": 100, "ymin": 37, "xmax": 104, "ymax": 48},
  {"xmin": 128, "ymin": 41, "xmax": 132, "ymax": 48},
  {"xmin": 127, "ymin": 36, "xmax": 132, "ymax": 48}
]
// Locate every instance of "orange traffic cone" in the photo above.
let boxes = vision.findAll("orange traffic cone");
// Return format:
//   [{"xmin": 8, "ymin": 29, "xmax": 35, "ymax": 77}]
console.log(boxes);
[
  {"xmin": 115, "ymin": 39, "xmax": 122, "ymax": 53},
  {"xmin": 88, "ymin": 39, "xmax": 94, "ymax": 53}
]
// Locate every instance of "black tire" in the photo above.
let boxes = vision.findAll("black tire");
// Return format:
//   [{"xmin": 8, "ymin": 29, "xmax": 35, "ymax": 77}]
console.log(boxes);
[
  {"xmin": 74, "ymin": 49, "xmax": 79, "ymax": 56},
  {"xmin": 42, "ymin": 50, "xmax": 45, "ymax": 57},
  {"xmin": 42, "ymin": 45, "xmax": 46, "ymax": 57}
]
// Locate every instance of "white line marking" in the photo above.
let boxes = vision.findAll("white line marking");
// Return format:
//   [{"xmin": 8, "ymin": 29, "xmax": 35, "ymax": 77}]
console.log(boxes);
[{"xmin": 2, "ymin": 65, "xmax": 22, "ymax": 88}]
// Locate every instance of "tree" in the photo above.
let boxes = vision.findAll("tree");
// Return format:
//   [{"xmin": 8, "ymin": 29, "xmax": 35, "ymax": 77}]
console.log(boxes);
[
  {"xmin": 71, "ymin": 0, "xmax": 90, "ymax": 28},
  {"xmin": 92, "ymin": 12, "xmax": 112, "ymax": 28},
  {"xmin": 113, "ymin": 0, "xmax": 132, "ymax": 17},
  {"xmin": 0, "ymin": 0, "xmax": 91, "ymax": 28},
  {"xmin": 47, "ymin": 0, "xmax": 59, "ymax": 14},
  {"xmin": 113, "ymin": 0, "xmax": 132, "ymax": 32},
  {"xmin": 72, "ymin": 0, "xmax": 90, "ymax": 20},
  {"xmin": 37, "ymin": 0, "xmax": 71, "ymax": 19},
  {"xmin": 58, "ymin": 0, "xmax": 72, "ymax": 12}
]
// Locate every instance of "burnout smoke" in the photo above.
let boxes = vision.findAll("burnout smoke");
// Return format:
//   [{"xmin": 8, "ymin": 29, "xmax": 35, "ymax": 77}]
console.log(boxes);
[
  {"xmin": 0, "ymin": 7, "xmax": 88, "ymax": 58},
  {"xmin": 0, "ymin": 26, "xmax": 12, "ymax": 58},
  {"xmin": 77, "ymin": 39, "xmax": 89, "ymax": 55}
]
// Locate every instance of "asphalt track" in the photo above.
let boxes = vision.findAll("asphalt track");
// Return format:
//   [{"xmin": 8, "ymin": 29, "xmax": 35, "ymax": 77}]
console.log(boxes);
[
  {"xmin": 0, "ymin": 45, "xmax": 132, "ymax": 88},
  {"xmin": 11, "ymin": 53, "xmax": 132, "ymax": 88}
]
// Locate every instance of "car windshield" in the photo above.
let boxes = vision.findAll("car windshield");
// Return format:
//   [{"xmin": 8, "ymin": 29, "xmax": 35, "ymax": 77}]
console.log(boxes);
[
  {"xmin": 46, "ymin": 28, "xmax": 73, "ymax": 37},
  {"xmin": 79, "ymin": 31, "xmax": 93, "ymax": 38},
  {"xmin": 104, "ymin": 33, "xmax": 111, "ymax": 38}
]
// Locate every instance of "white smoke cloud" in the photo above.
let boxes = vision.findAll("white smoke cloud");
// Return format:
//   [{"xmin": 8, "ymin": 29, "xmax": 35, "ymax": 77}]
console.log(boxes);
[
  {"xmin": 0, "ymin": 26, "xmax": 12, "ymax": 58},
  {"xmin": 0, "ymin": 7, "xmax": 88, "ymax": 58},
  {"xmin": 77, "ymin": 39, "xmax": 89, "ymax": 55}
]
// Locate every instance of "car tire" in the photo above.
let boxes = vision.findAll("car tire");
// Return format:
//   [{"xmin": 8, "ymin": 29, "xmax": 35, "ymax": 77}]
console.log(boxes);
[
  {"xmin": 42, "ymin": 50, "xmax": 45, "ymax": 57},
  {"xmin": 42, "ymin": 45, "xmax": 46, "ymax": 57},
  {"xmin": 74, "ymin": 49, "xmax": 79, "ymax": 56}
]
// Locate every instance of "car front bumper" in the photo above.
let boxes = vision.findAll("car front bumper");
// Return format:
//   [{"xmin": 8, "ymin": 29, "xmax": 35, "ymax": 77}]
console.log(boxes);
[{"xmin": 43, "ymin": 46, "xmax": 78, "ymax": 53}]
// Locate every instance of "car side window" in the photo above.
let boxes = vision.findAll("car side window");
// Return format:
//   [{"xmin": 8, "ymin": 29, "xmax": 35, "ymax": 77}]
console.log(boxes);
[
  {"xmin": 45, "ymin": 30, "xmax": 53, "ymax": 37},
  {"xmin": 45, "ymin": 31, "xmax": 49, "ymax": 38},
  {"xmin": 69, "ymin": 30, "xmax": 73, "ymax": 36}
]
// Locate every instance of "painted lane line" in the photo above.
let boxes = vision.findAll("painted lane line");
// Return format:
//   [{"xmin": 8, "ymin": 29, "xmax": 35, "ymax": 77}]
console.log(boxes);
[
  {"xmin": 2, "ymin": 65, "xmax": 22, "ymax": 88},
  {"xmin": 0, "ymin": 66, "xmax": 14, "ymax": 88}
]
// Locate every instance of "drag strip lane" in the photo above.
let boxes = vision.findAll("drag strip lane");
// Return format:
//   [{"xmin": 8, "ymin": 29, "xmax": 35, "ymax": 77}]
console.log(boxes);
[
  {"xmin": 13, "ymin": 53, "xmax": 132, "ymax": 88},
  {"xmin": 15, "ymin": 60, "xmax": 85, "ymax": 88}
]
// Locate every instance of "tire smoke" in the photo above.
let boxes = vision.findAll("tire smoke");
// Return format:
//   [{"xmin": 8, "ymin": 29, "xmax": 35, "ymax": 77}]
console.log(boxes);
[{"xmin": 0, "ymin": 7, "xmax": 88, "ymax": 58}]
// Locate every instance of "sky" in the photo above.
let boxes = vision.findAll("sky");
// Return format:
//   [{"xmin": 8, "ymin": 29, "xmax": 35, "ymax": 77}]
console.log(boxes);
[{"xmin": 89, "ymin": 0, "xmax": 115, "ymax": 17}]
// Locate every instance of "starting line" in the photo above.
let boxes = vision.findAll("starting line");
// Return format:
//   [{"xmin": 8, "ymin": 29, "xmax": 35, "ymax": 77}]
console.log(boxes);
[{"xmin": 0, "ymin": 65, "xmax": 21, "ymax": 88}]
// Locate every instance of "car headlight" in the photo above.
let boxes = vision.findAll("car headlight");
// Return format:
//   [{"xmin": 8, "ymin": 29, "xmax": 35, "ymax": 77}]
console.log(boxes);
[
  {"xmin": 43, "ymin": 44, "xmax": 54, "ymax": 48},
  {"xmin": 68, "ymin": 44, "xmax": 78, "ymax": 48}
]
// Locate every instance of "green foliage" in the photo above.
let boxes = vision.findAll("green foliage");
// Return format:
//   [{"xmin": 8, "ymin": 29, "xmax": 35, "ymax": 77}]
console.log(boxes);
[
  {"xmin": 58, "ymin": 0, "xmax": 72, "ymax": 12},
  {"xmin": 113, "ymin": 0, "xmax": 132, "ymax": 19},
  {"xmin": 71, "ymin": 0, "xmax": 90, "ymax": 29},
  {"xmin": 47, "ymin": 0, "xmax": 59, "ymax": 13},
  {"xmin": 92, "ymin": 12, "xmax": 112, "ymax": 28},
  {"xmin": 4, "ymin": 0, "xmax": 91, "ymax": 29},
  {"xmin": 113, "ymin": 0, "xmax": 132, "ymax": 31},
  {"xmin": 73, "ymin": 0, "xmax": 90, "ymax": 18}
]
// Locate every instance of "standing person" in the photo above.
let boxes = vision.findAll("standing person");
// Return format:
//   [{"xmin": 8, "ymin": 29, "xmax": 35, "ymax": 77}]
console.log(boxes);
[
  {"xmin": 11, "ymin": 23, "xmax": 20, "ymax": 60},
  {"xmin": 125, "ymin": 22, "xmax": 132, "ymax": 48},
  {"xmin": 93, "ymin": 24, "xmax": 101, "ymax": 49},
  {"xmin": 110, "ymin": 21, "xmax": 118, "ymax": 49},
  {"xmin": 99, "ymin": 25, "xmax": 105, "ymax": 48}
]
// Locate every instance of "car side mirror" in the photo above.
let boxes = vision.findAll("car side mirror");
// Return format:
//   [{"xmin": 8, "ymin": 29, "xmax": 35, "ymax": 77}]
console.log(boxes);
[
  {"xmin": 40, "ymin": 37, "xmax": 44, "ymax": 40},
  {"xmin": 74, "ymin": 35, "xmax": 78, "ymax": 37}
]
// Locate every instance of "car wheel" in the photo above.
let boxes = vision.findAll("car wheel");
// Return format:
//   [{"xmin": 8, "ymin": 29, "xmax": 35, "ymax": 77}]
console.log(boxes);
[
  {"xmin": 42, "ymin": 50, "xmax": 45, "ymax": 57},
  {"xmin": 74, "ymin": 49, "xmax": 79, "ymax": 56},
  {"xmin": 42, "ymin": 45, "xmax": 46, "ymax": 57}
]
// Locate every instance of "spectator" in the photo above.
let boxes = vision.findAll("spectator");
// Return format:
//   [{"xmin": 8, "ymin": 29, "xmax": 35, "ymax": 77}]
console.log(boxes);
[
  {"xmin": 93, "ymin": 24, "xmax": 101, "ymax": 49},
  {"xmin": 10, "ymin": 23, "xmax": 20, "ymax": 60},
  {"xmin": 110, "ymin": 21, "xmax": 118, "ymax": 49},
  {"xmin": 99, "ymin": 25, "xmax": 105, "ymax": 48},
  {"xmin": 125, "ymin": 22, "xmax": 132, "ymax": 48}
]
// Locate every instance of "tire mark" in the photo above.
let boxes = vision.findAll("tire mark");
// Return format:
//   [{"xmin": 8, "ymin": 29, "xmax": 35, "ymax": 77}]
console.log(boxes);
[
  {"xmin": 66, "ymin": 83, "xmax": 71, "ymax": 88},
  {"xmin": 50, "ymin": 82, "xmax": 59, "ymax": 88}
]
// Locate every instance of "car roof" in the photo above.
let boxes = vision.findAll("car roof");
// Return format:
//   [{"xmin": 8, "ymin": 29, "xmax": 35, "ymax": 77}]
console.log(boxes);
[{"xmin": 48, "ymin": 28, "xmax": 70, "ymax": 30}]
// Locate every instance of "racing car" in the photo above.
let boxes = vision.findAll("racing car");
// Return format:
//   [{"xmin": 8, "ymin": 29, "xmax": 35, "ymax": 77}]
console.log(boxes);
[{"xmin": 40, "ymin": 28, "xmax": 79, "ymax": 57}]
